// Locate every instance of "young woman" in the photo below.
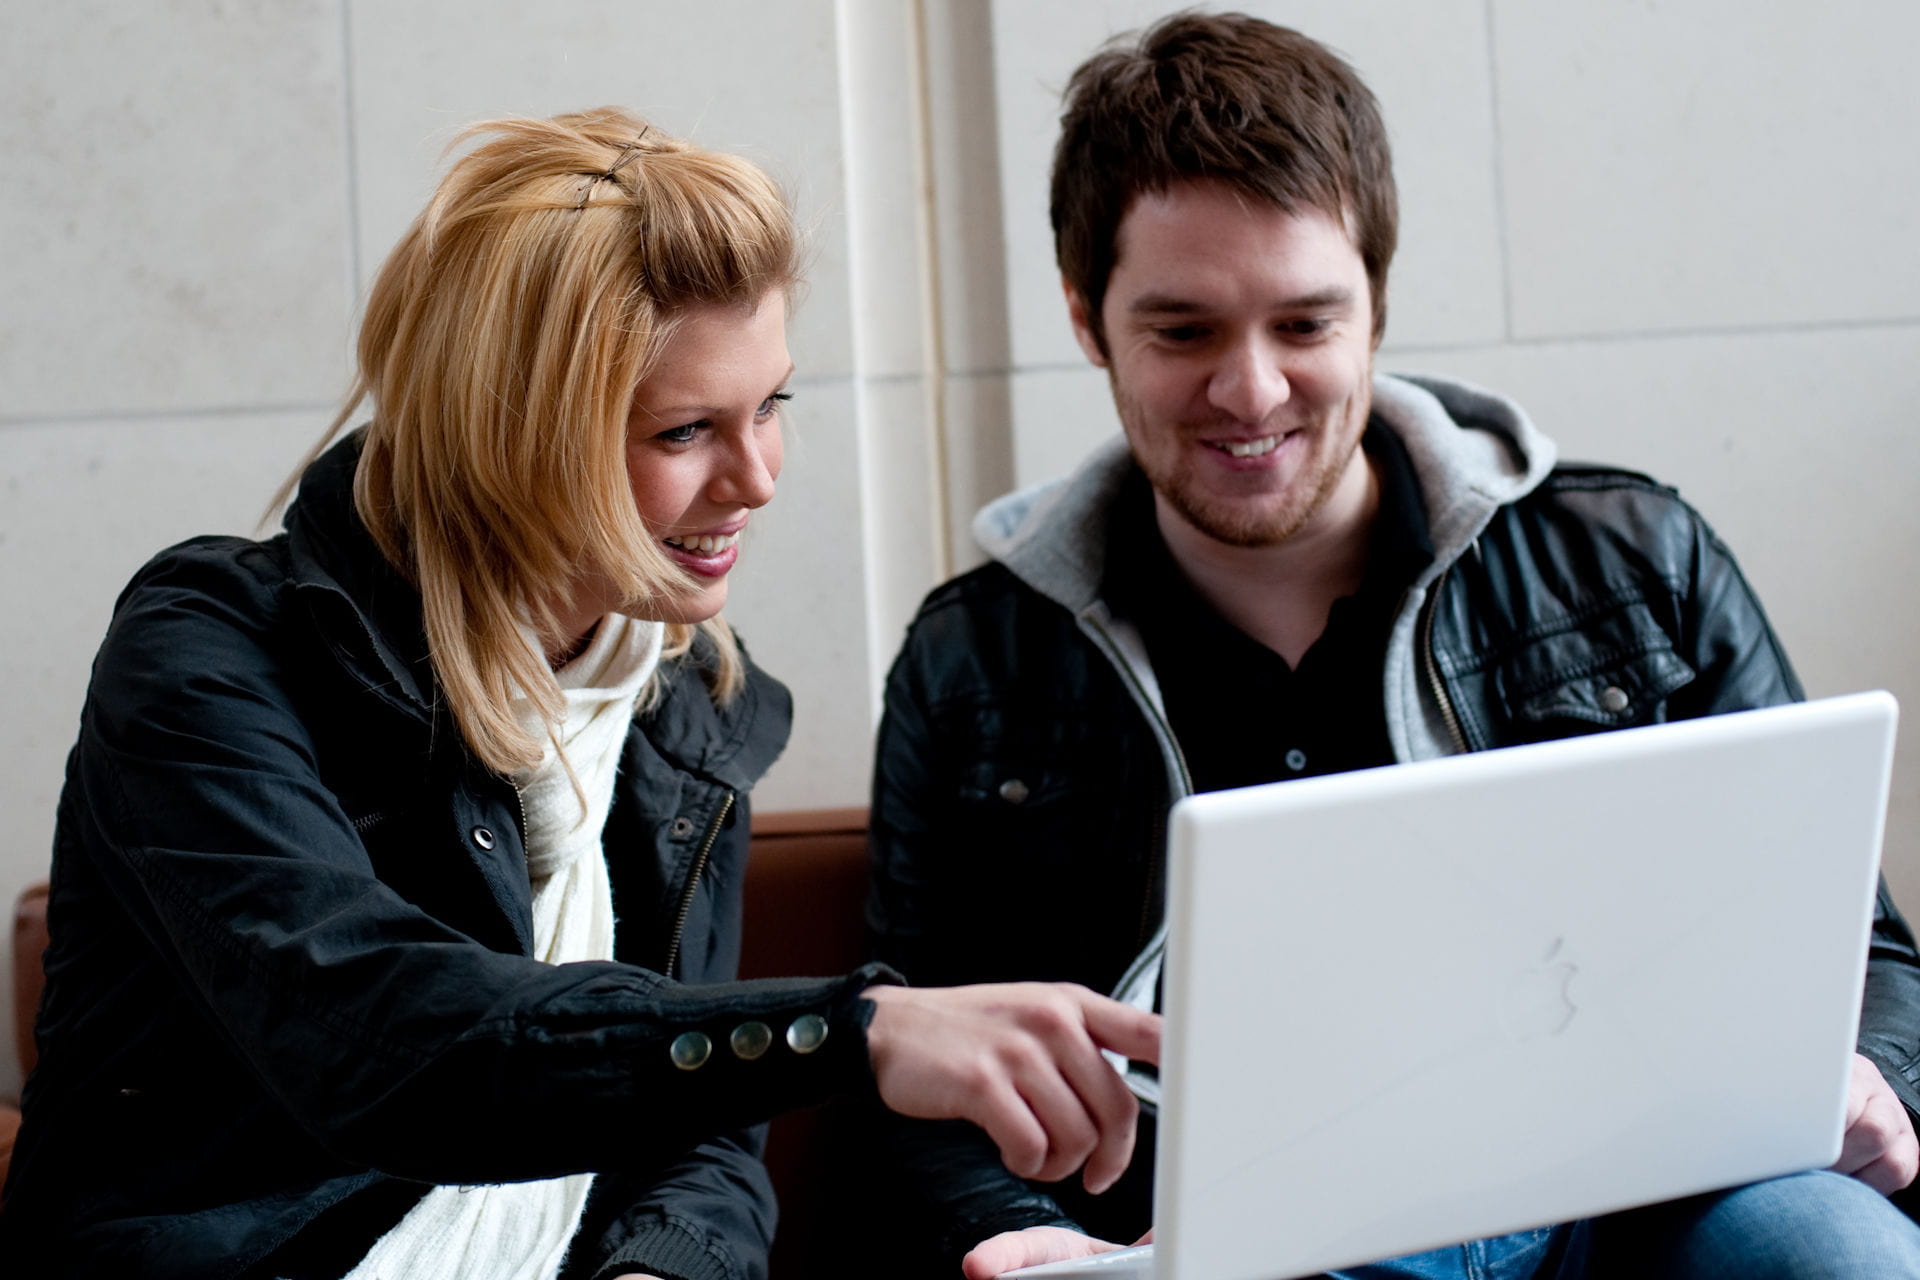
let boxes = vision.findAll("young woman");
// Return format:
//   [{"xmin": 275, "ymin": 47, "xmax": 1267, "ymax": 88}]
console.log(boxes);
[{"xmin": 0, "ymin": 109, "xmax": 1155, "ymax": 1280}]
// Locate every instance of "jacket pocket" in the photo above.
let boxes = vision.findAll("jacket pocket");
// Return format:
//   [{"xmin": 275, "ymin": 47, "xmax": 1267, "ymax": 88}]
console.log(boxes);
[{"xmin": 1489, "ymin": 600, "xmax": 1696, "ymax": 736}]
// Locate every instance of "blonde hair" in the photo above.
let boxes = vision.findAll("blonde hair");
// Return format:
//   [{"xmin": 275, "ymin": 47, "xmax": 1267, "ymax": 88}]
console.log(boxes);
[{"xmin": 286, "ymin": 108, "xmax": 799, "ymax": 774}]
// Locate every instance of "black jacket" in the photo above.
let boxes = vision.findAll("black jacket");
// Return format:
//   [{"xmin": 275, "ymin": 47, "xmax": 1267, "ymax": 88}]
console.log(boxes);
[
  {"xmin": 866, "ymin": 377, "xmax": 1920, "ymax": 1262},
  {"xmin": 0, "ymin": 434, "xmax": 888, "ymax": 1280}
]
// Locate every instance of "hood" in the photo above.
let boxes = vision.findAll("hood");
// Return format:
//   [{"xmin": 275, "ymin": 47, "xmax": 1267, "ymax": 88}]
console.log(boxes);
[{"xmin": 972, "ymin": 370, "xmax": 1558, "ymax": 610}]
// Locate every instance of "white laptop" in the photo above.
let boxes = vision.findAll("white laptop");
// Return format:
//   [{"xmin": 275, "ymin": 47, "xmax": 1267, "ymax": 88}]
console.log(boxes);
[{"xmin": 1006, "ymin": 692, "xmax": 1898, "ymax": 1280}]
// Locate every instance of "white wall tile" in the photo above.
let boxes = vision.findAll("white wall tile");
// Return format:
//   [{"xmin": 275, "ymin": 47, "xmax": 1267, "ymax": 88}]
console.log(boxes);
[
  {"xmin": 1411, "ymin": 325, "xmax": 1920, "ymax": 908},
  {"xmin": 988, "ymin": 0, "xmax": 1505, "ymax": 374},
  {"xmin": 1495, "ymin": 1, "xmax": 1920, "ymax": 338},
  {"xmin": 724, "ymin": 378, "xmax": 878, "ymax": 811},
  {"xmin": 0, "ymin": 410, "xmax": 325, "ymax": 1099},
  {"xmin": 348, "ymin": 0, "xmax": 858, "ymax": 379},
  {"xmin": 0, "ymin": 1, "xmax": 353, "ymax": 418},
  {"xmin": 1008, "ymin": 364, "xmax": 1118, "ymax": 491},
  {"xmin": 838, "ymin": 0, "xmax": 932, "ymax": 381},
  {"xmin": 924, "ymin": 0, "xmax": 1017, "ymax": 379},
  {"xmin": 942, "ymin": 371, "xmax": 1018, "ymax": 572},
  {"xmin": 853, "ymin": 373, "xmax": 940, "ymax": 707}
]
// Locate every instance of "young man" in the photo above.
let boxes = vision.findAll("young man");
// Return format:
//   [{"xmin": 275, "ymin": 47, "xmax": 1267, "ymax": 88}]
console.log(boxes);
[{"xmin": 867, "ymin": 12, "xmax": 1920, "ymax": 1278}]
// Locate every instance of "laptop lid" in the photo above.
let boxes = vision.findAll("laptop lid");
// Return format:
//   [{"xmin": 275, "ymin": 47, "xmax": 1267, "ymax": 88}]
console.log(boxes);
[{"xmin": 1146, "ymin": 693, "xmax": 1898, "ymax": 1280}]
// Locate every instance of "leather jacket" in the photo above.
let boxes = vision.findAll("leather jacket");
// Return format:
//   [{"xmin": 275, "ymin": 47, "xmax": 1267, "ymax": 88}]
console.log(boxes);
[
  {"xmin": 0, "ymin": 433, "xmax": 889, "ymax": 1280},
  {"xmin": 865, "ymin": 374, "xmax": 1920, "ymax": 1260}
]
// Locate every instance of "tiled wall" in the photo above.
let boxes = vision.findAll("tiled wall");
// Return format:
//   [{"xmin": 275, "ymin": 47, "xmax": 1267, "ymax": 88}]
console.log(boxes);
[
  {"xmin": 973, "ymin": 1, "xmax": 1920, "ymax": 928},
  {"xmin": 4, "ymin": 1, "xmax": 1916, "ymax": 1098}
]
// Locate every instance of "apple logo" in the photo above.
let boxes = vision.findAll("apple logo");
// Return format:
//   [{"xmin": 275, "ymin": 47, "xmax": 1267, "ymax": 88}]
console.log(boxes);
[{"xmin": 1501, "ymin": 936, "xmax": 1580, "ymax": 1040}]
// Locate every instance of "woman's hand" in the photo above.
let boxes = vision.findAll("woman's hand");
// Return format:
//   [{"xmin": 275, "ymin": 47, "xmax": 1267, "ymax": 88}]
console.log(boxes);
[
  {"xmin": 961, "ymin": 1225, "xmax": 1152, "ymax": 1280},
  {"xmin": 862, "ymin": 982, "xmax": 1161, "ymax": 1194}
]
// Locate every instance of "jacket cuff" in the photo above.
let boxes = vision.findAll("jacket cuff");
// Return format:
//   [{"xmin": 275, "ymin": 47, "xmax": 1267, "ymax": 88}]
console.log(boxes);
[
  {"xmin": 591, "ymin": 1212, "xmax": 738, "ymax": 1280},
  {"xmin": 626, "ymin": 963, "xmax": 902, "ymax": 1122},
  {"xmin": 944, "ymin": 1195, "xmax": 1082, "ymax": 1263}
]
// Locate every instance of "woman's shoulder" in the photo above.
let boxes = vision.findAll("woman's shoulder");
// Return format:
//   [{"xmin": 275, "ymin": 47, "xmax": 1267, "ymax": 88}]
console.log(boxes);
[
  {"xmin": 105, "ymin": 533, "xmax": 295, "ymax": 646},
  {"xmin": 86, "ymin": 534, "xmax": 303, "ymax": 738}
]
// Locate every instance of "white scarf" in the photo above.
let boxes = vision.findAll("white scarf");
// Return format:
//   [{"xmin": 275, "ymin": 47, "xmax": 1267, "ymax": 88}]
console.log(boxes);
[{"xmin": 342, "ymin": 614, "xmax": 663, "ymax": 1280}]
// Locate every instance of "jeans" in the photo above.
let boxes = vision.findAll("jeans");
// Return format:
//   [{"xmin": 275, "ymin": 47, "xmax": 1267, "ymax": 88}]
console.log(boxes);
[{"xmin": 1323, "ymin": 1172, "xmax": 1920, "ymax": 1280}]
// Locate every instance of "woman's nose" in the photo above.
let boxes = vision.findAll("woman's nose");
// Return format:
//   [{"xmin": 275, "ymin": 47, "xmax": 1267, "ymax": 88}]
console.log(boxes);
[{"xmin": 713, "ymin": 426, "xmax": 780, "ymax": 509}]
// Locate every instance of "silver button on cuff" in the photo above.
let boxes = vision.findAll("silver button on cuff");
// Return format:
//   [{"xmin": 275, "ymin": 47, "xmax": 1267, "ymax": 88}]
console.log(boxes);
[
  {"xmin": 1598, "ymin": 685, "xmax": 1631, "ymax": 714},
  {"xmin": 731, "ymin": 1021, "xmax": 773, "ymax": 1061},
  {"xmin": 786, "ymin": 1014, "xmax": 829, "ymax": 1055},
  {"xmin": 670, "ymin": 1031, "xmax": 712, "ymax": 1071},
  {"xmin": 471, "ymin": 826, "xmax": 496, "ymax": 850},
  {"xmin": 670, "ymin": 816, "xmax": 696, "ymax": 838},
  {"xmin": 998, "ymin": 778, "xmax": 1030, "ymax": 804}
]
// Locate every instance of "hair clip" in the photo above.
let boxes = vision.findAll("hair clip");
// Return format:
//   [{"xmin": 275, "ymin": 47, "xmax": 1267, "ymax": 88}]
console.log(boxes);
[{"xmin": 576, "ymin": 128, "xmax": 652, "ymax": 209}]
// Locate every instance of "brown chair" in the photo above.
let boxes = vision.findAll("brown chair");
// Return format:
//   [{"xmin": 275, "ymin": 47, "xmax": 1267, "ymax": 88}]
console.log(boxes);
[
  {"xmin": 1, "ymin": 881, "xmax": 49, "ymax": 1191},
  {"xmin": 736, "ymin": 806, "xmax": 875, "ymax": 1276},
  {"xmin": 0, "ymin": 809, "xmax": 874, "ymax": 1262}
]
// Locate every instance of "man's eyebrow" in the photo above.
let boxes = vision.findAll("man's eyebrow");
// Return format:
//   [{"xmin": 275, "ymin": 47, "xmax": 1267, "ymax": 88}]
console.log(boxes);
[{"xmin": 1125, "ymin": 286, "xmax": 1358, "ymax": 315}]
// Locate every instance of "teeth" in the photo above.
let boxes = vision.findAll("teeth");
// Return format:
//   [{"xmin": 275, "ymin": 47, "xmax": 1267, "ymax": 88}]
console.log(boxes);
[
  {"xmin": 1221, "ymin": 435, "xmax": 1282, "ymax": 458},
  {"xmin": 664, "ymin": 532, "xmax": 740, "ymax": 554}
]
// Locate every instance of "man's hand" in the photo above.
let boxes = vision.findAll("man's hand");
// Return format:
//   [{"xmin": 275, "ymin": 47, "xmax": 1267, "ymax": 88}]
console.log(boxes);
[
  {"xmin": 1831, "ymin": 1053, "xmax": 1919, "ymax": 1193},
  {"xmin": 862, "ymin": 982, "xmax": 1161, "ymax": 1194},
  {"xmin": 961, "ymin": 1226, "xmax": 1152, "ymax": 1280}
]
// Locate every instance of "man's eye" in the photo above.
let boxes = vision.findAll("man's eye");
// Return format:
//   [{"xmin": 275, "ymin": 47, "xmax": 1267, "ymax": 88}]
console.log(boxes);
[
  {"xmin": 1282, "ymin": 319, "xmax": 1329, "ymax": 338},
  {"xmin": 1155, "ymin": 325, "xmax": 1207, "ymax": 344}
]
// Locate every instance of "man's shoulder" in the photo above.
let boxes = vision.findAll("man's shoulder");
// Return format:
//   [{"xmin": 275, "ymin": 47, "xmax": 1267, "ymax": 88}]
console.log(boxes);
[
  {"xmin": 890, "ymin": 559, "xmax": 1117, "ymax": 706},
  {"xmin": 911, "ymin": 557, "xmax": 1072, "ymax": 621},
  {"xmin": 1473, "ymin": 460, "xmax": 1728, "ymax": 607},
  {"xmin": 1503, "ymin": 461, "xmax": 1713, "ymax": 550}
]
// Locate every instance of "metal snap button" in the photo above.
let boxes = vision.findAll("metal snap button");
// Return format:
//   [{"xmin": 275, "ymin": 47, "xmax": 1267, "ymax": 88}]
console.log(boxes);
[
  {"xmin": 730, "ymin": 1021, "xmax": 773, "ymax": 1061},
  {"xmin": 1284, "ymin": 748, "xmax": 1307, "ymax": 772},
  {"xmin": 998, "ymin": 778, "xmax": 1030, "ymax": 804},
  {"xmin": 670, "ymin": 816, "xmax": 695, "ymax": 838},
  {"xmin": 786, "ymin": 1014, "xmax": 829, "ymax": 1054},
  {"xmin": 471, "ymin": 826, "xmax": 496, "ymax": 850},
  {"xmin": 670, "ymin": 1031, "xmax": 713, "ymax": 1071},
  {"xmin": 1598, "ymin": 685, "xmax": 1630, "ymax": 714}
]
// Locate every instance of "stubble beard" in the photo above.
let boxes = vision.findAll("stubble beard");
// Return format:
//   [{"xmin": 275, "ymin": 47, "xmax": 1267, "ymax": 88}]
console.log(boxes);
[{"xmin": 1112, "ymin": 380, "xmax": 1371, "ymax": 550}]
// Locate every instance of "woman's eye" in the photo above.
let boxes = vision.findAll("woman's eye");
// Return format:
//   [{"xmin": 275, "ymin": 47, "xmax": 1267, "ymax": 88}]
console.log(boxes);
[
  {"xmin": 656, "ymin": 422, "xmax": 704, "ymax": 444},
  {"xmin": 757, "ymin": 390, "xmax": 793, "ymax": 419}
]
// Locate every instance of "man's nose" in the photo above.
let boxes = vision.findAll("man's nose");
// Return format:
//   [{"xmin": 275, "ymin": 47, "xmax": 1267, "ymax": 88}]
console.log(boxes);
[{"xmin": 1206, "ymin": 338, "xmax": 1290, "ymax": 424}]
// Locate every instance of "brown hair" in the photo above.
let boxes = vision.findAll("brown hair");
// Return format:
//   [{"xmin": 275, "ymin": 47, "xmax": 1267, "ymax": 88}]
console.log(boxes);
[
  {"xmin": 1050, "ymin": 10, "xmax": 1397, "ymax": 348},
  {"xmin": 281, "ymin": 107, "xmax": 799, "ymax": 774}
]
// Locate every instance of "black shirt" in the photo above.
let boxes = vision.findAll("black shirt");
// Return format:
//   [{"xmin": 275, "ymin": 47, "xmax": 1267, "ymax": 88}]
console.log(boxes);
[{"xmin": 1103, "ymin": 421, "xmax": 1435, "ymax": 796}]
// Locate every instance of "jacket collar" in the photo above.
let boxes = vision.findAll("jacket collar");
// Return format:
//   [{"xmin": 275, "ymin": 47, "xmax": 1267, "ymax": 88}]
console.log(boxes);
[
  {"xmin": 281, "ymin": 430, "xmax": 438, "ymax": 720},
  {"xmin": 972, "ymin": 371, "xmax": 1558, "ymax": 612},
  {"xmin": 635, "ymin": 634, "xmax": 792, "ymax": 792}
]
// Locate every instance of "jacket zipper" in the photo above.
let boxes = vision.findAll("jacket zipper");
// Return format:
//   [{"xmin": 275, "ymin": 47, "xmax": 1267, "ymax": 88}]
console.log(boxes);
[
  {"xmin": 663, "ymin": 791, "xmax": 734, "ymax": 979},
  {"xmin": 1418, "ymin": 567, "xmax": 1469, "ymax": 755}
]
